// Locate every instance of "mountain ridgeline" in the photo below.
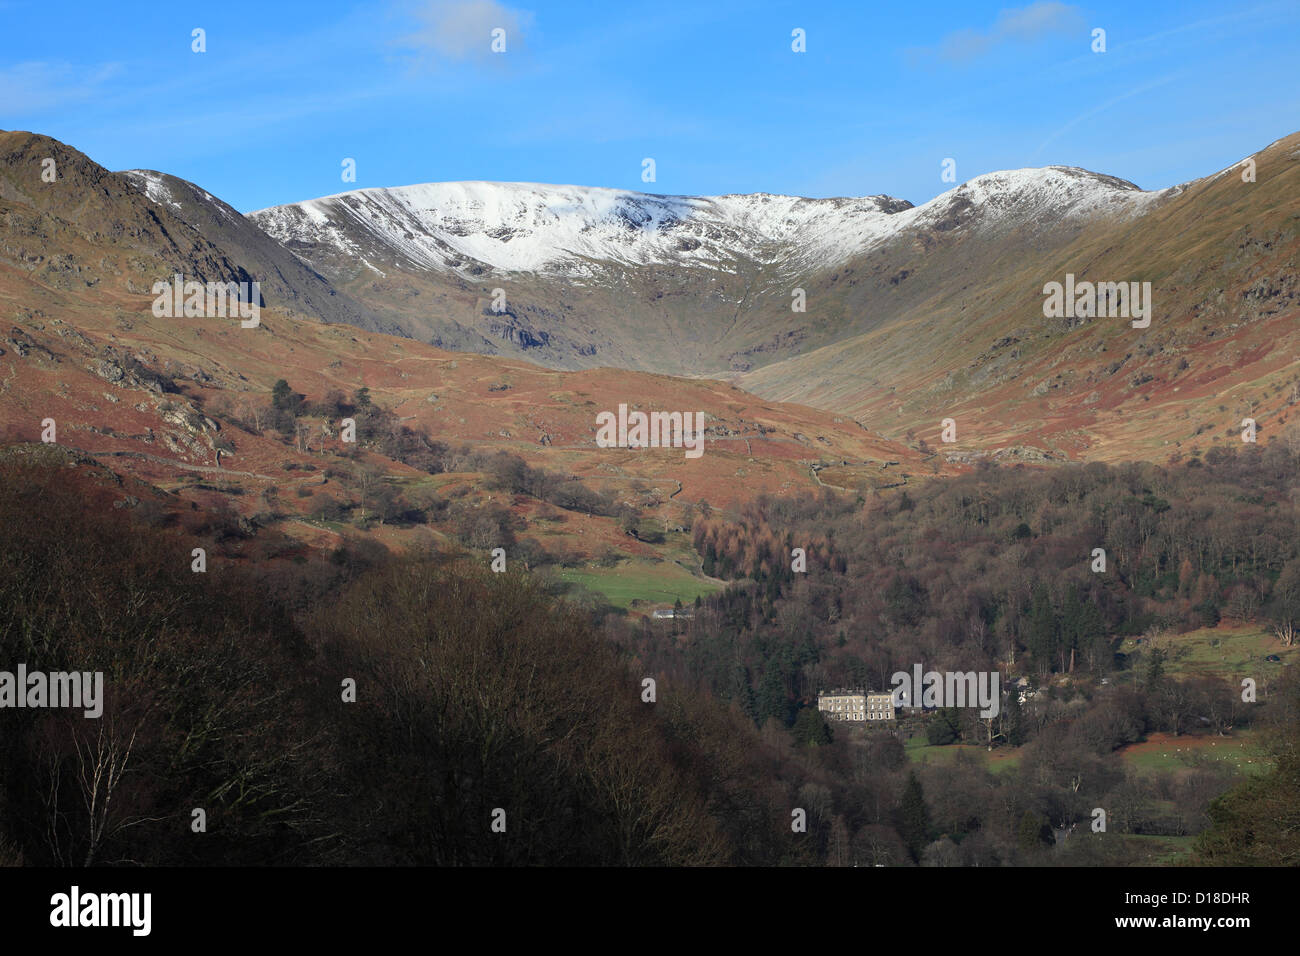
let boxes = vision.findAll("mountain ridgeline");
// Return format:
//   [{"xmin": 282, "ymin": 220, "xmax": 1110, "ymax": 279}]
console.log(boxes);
[{"xmin": 4, "ymin": 128, "xmax": 1296, "ymax": 463}]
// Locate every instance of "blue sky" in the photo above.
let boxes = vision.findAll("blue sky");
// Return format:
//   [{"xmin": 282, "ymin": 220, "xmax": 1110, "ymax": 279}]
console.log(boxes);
[{"xmin": 2, "ymin": 0, "xmax": 1297, "ymax": 212}]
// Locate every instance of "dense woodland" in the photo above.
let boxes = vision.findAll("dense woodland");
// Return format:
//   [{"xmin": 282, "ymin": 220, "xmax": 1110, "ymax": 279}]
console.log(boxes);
[
  {"xmin": 2, "ymin": 438, "xmax": 1298, "ymax": 865},
  {"xmin": 0, "ymin": 450, "xmax": 804, "ymax": 866},
  {"xmin": 616, "ymin": 441, "xmax": 1300, "ymax": 864},
  {"xmin": 672, "ymin": 443, "xmax": 1299, "ymax": 703}
]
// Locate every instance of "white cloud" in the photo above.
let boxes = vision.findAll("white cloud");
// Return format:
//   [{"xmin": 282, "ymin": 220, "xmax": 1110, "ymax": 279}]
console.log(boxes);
[
  {"xmin": 400, "ymin": 0, "xmax": 534, "ymax": 63},
  {"xmin": 915, "ymin": 2, "xmax": 1084, "ymax": 63}
]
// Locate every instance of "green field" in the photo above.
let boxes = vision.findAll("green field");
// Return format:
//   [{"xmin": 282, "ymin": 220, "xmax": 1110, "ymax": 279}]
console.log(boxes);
[
  {"xmin": 1119, "ymin": 731, "xmax": 1268, "ymax": 776},
  {"xmin": 1119, "ymin": 624, "xmax": 1297, "ymax": 679},
  {"xmin": 905, "ymin": 738, "xmax": 1022, "ymax": 774},
  {"xmin": 903, "ymin": 731, "xmax": 1266, "ymax": 780},
  {"xmin": 558, "ymin": 559, "xmax": 724, "ymax": 611}
]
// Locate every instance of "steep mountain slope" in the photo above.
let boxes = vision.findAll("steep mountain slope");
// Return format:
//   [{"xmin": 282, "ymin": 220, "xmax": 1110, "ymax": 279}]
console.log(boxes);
[
  {"xmin": 119, "ymin": 168, "xmax": 391, "ymax": 332},
  {"xmin": 0, "ymin": 131, "xmax": 387, "ymax": 334}
]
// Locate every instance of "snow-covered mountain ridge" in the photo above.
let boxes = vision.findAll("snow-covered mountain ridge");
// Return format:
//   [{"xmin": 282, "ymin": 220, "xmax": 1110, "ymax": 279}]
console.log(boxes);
[{"xmin": 247, "ymin": 167, "xmax": 1169, "ymax": 278}]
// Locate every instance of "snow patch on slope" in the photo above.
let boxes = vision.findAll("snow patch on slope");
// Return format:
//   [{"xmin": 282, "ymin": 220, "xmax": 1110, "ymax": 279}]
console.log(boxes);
[
  {"xmin": 122, "ymin": 170, "xmax": 184, "ymax": 214},
  {"xmin": 121, "ymin": 169, "xmax": 239, "ymax": 224}
]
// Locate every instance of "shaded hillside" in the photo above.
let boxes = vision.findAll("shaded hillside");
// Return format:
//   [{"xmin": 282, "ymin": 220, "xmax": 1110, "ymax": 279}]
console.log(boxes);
[
  {"xmin": 0, "ymin": 452, "xmax": 804, "ymax": 866},
  {"xmin": 118, "ymin": 168, "xmax": 389, "ymax": 332},
  {"xmin": 0, "ymin": 131, "xmax": 384, "ymax": 334}
]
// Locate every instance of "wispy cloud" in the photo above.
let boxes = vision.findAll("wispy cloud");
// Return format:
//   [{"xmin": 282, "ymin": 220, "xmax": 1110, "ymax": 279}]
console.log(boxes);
[
  {"xmin": 398, "ymin": 0, "xmax": 534, "ymax": 64},
  {"xmin": 0, "ymin": 61, "xmax": 122, "ymax": 115},
  {"xmin": 1032, "ymin": 73, "xmax": 1181, "ymax": 159},
  {"xmin": 911, "ymin": 2, "xmax": 1084, "ymax": 64}
]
